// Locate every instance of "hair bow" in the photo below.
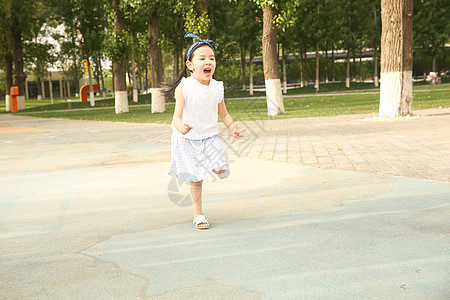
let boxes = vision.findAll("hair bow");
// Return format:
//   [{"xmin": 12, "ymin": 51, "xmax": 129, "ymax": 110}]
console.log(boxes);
[{"xmin": 185, "ymin": 32, "xmax": 217, "ymax": 62}]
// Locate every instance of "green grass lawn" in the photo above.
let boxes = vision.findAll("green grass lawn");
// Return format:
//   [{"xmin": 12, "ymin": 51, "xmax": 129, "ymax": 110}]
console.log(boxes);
[
  {"xmin": 0, "ymin": 94, "xmax": 152, "ymax": 113},
  {"xmin": 6, "ymin": 83, "xmax": 450, "ymax": 124}
]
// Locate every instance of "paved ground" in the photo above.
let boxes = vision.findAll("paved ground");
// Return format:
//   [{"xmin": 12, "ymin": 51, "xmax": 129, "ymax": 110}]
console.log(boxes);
[
  {"xmin": 0, "ymin": 111, "xmax": 449, "ymax": 299},
  {"xmin": 225, "ymin": 108, "xmax": 450, "ymax": 183}
]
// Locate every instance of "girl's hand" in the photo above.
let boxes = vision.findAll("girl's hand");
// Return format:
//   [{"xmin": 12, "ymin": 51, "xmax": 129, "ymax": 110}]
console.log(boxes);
[
  {"xmin": 180, "ymin": 123, "xmax": 193, "ymax": 134},
  {"xmin": 232, "ymin": 130, "xmax": 243, "ymax": 138}
]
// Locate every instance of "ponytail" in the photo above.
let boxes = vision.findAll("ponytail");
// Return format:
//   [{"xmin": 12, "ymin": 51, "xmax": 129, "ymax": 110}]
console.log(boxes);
[
  {"xmin": 162, "ymin": 50, "xmax": 189, "ymax": 102},
  {"xmin": 162, "ymin": 66, "xmax": 188, "ymax": 102}
]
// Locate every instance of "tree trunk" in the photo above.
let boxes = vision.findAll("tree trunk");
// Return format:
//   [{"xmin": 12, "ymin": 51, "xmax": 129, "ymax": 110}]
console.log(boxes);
[
  {"xmin": 73, "ymin": 63, "xmax": 80, "ymax": 96},
  {"xmin": 87, "ymin": 57, "xmax": 95, "ymax": 106},
  {"xmin": 299, "ymin": 49, "xmax": 304, "ymax": 88},
  {"xmin": 66, "ymin": 81, "xmax": 71, "ymax": 98},
  {"xmin": 144, "ymin": 53, "xmax": 149, "ymax": 91},
  {"xmin": 173, "ymin": 50, "xmax": 179, "ymax": 80},
  {"xmin": 94, "ymin": 58, "xmax": 100, "ymax": 84},
  {"xmin": 346, "ymin": 48, "xmax": 351, "ymax": 88},
  {"xmin": 374, "ymin": 5, "xmax": 379, "ymax": 87},
  {"xmin": 49, "ymin": 72, "xmax": 54, "ymax": 104},
  {"xmin": 262, "ymin": 6, "xmax": 284, "ymax": 116},
  {"xmin": 136, "ymin": 51, "xmax": 143, "ymax": 93},
  {"xmin": 12, "ymin": 13, "xmax": 26, "ymax": 110},
  {"xmin": 359, "ymin": 49, "xmax": 363, "ymax": 82},
  {"xmin": 282, "ymin": 46, "xmax": 287, "ymax": 94},
  {"xmin": 304, "ymin": 51, "xmax": 308, "ymax": 87},
  {"xmin": 325, "ymin": 42, "xmax": 329, "ymax": 84},
  {"xmin": 315, "ymin": 41, "xmax": 320, "ymax": 92},
  {"xmin": 249, "ymin": 52, "xmax": 254, "ymax": 96},
  {"xmin": 111, "ymin": 66, "xmax": 115, "ymax": 97},
  {"xmin": 131, "ymin": 57, "xmax": 138, "ymax": 103},
  {"xmin": 98, "ymin": 53, "xmax": 106, "ymax": 98},
  {"xmin": 422, "ymin": 47, "xmax": 426, "ymax": 79},
  {"xmin": 352, "ymin": 51, "xmax": 356, "ymax": 81},
  {"xmin": 374, "ymin": 45, "xmax": 379, "ymax": 87},
  {"xmin": 131, "ymin": 58, "xmax": 139, "ymax": 103},
  {"xmin": 5, "ymin": 53, "xmax": 13, "ymax": 111},
  {"xmin": 241, "ymin": 45, "xmax": 246, "ymax": 90},
  {"xmin": 112, "ymin": 0, "xmax": 129, "ymax": 114},
  {"xmin": 37, "ymin": 77, "xmax": 42, "ymax": 100},
  {"xmin": 331, "ymin": 45, "xmax": 335, "ymax": 82},
  {"xmin": 148, "ymin": 10, "xmax": 165, "ymax": 113},
  {"xmin": 379, "ymin": 0, "xmax": 413, "ymax": 118}
]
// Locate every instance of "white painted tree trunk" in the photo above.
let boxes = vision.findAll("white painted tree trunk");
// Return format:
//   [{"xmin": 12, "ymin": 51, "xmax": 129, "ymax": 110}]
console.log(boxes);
[
  {"xmin": 265, "ymin": 79, "xmax": 285, "ymax": 116},
  {"xmin": 49, "ymin": 73, "xmax": 54, "ymax": 104},
  {"xmin": 151, "ymin": 88, "xmax": 166, "ymax": 113},
  {"xmin": 262, "ymin": 6, "xmax": 284, "ymax": 116},
  {"xmin": 41, "ymin": 81, "xmax": 46, "ymax": 99},
  {"xmin": 115, "ymin": 91, "xmax": 129, "ymax": 114},
  {"xmin": 5, "ymin": 95, "xmax": 11, "ymax": 112},
  {"xmin": 379, "ymin": 72, "xmax": 413, "ymax": 118},
  {"xmin": 89, "ymin": 91, "xmax": 95, "ymax": 106},
  {"xmin": 346, "ymin": 52, "xmax": 351, "ymax": 88},
  {"xmin": 282, "ymin": 55, "xmax": 287, "ymax": 94},
  {"xmin": 315, "ymin": 42, "xmax": 319, "ymax": 92},
  {"xmin": 379, "ymin": 0, "xmax": 413, "ymax": 118},
  {"xmin": 379, "ymin": 72, "xmax": 402, "ymax": 117},
  {"xmin": 88, "ymin": 61, "xmax": 95, "ymax": 107},
  {"xmin": 132, "ymin": 59, "xmax": 138, "ymax": 103},
  {"xmin": 133, "ymin": 89, "xmax": 138, "ymax": 103},
  {"xmin": 249, "ymin": 56, "xmax": 254, "ymax": 96}
]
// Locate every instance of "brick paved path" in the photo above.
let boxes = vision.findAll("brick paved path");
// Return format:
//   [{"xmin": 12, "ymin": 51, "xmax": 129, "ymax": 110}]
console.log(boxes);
[
  {"xmin": 1, "ymin": 107, "xmax": 449, "ymax": 183},
  {"xmin": 223, "ymin": 108, "xmax": 450, "ymax": 183}
]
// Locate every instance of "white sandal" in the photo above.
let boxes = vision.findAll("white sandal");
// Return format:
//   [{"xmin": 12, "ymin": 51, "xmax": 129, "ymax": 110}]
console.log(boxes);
[{"xmin": 193, "ymin": 215, "xmax": 210, "ymax": 229}]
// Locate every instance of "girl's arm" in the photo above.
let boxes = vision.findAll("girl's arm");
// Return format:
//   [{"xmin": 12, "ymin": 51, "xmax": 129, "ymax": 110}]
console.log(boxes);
[
  {"xmin": 218, "ymin": 97, "xmax": 243, "ymax": 138},
  {"xmin": 172, "ymin": 84, "xmax": 193, "ymax": 134}
]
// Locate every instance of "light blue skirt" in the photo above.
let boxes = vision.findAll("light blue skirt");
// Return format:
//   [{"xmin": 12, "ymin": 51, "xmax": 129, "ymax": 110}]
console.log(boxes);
[{"xmin": 168, "ymin": 132, "xmax": 230, "ymax": 182}]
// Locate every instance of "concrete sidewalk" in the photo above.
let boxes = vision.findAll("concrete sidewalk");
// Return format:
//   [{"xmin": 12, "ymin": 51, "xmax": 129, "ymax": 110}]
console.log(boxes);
[{"xmin": 0, "ymin": 112, "xmax": 449, "ymax": 299}]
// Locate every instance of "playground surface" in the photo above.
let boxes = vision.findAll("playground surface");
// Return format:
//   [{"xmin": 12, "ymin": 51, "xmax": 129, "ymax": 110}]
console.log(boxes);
[{"xmin": 0, "ymin": 111, "xmax": 449, "ymax": 299}]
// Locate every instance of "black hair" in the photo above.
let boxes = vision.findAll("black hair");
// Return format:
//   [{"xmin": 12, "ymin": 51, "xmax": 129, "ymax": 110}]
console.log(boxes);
[{"xmin": 162, "ymin": 49, "xmax": 189, "ymax": 102}]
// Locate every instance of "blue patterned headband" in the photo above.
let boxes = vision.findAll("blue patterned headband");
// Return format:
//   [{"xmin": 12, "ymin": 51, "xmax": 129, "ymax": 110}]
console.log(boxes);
[{"xmin": 185, "ymin": 32, "xmax": 216, "ymax": 62}]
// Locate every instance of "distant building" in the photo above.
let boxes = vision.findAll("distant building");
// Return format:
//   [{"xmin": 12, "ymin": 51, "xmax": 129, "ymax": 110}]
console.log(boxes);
[{"xmin": 25, "ymin": 71, "xmax": 79, "ymax": 100}]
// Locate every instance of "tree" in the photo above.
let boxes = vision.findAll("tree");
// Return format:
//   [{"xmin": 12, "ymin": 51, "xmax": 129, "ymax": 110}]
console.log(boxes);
[
  {"xmin": 290, "ymin": 3, "xmax": 311, "ymax": 87},
  {"xmin": 10, "ymin": 0, "xmax": 40, "ymax": 109},
  {"xmin": 210, "ymin": 0, "xmax": 261, "ymax": 94},
  {"xmin": 262, "ymin": 5, "xmax": 284, "ymax": 116},
  {"xmin": 379, "ymin": 0, "xmax": 414, "ymax": 118},
  {"xmin": 48, "ymin": 0, "xmax": 83, "ymax": 96},
  {"xmin": 371, "ymin": 3, "xmax": 381, "ymax": 87},
  {"xmin": 254, "ymin": 0, "xmax": 298, "ymax": 116},
  {"xmin": 121, "ymin": 0, "xmax": 150, "ymax": 103},
  {"xmin": 111, "ymin": 0, "xmax": 129, "ymax": 114},
  {"xmin": 148, "ymin": 7, "xmax": 165, "ymax": 113},
  {"xmin": 0, "ymin": 0, "xmax": 13, "ymax": 111}
]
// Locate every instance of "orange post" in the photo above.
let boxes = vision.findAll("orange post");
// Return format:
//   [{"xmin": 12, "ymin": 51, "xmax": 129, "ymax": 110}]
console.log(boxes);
[
  {"xmin": 79, "ymin": 84, "xmax": 101, "ymax": 102},
  {"xmin": 10, "ymin": 86, "xmax": 19, "ymax": 113}
]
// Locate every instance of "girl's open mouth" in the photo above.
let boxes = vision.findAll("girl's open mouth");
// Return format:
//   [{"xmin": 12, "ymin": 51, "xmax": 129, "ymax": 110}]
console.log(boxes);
[{"xmin": 204, "ymin": 68, "xmax": 211, "ymax": 76}]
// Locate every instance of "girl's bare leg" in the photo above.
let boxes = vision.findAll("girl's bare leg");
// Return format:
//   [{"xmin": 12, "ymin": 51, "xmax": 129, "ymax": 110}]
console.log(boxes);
[
  {"xmin": 190, "ymin": 180, "xmax": 208, "ymax": 229},
  {"xmin": 212, "ymin": 169, "xmax": 225, "ymax": 174}
]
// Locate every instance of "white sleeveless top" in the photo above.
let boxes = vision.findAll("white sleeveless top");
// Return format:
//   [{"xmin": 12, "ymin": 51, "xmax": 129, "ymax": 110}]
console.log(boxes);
[{"xmin": 172, "ymin": 76, "xmax": 224, "ymax": 140}]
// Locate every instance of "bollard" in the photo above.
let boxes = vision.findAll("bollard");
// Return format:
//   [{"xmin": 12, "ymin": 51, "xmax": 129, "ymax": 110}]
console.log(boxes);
[{"xmin": 10, "ymin": 86, "xmax": 19, "ymax": 113}]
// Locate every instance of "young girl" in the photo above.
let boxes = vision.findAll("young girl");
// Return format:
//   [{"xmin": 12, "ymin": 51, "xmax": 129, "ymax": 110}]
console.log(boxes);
[{"xmin": 165, "ymin": 32, "xmax": 243, "ymax": 230}]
